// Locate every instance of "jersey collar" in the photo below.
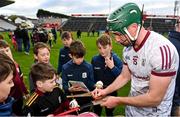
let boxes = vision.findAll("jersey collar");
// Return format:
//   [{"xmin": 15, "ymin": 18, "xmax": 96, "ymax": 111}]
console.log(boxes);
[{"xmin": 134, "ymin": 31, "xmax": 151, "ymax": 52}]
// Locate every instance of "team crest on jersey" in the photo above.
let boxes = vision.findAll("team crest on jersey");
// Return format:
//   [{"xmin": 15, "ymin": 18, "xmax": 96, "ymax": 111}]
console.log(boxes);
[
  {"xmin": 82, "ymin": 72, "xmax": 87, "ymax": 78},
  {"xmin": 125, "ymin": 55, "xmax": 130, "ymax": 60},
  {"xmin": 141, "ymin": 59, "xmax": 146, "ymax": 66}
]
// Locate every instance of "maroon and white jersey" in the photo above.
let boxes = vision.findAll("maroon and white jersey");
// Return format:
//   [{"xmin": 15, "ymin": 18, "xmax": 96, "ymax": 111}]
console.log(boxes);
[{"xmin": 123, "ymin": 31, "xmax": 179, "ymax": 116}]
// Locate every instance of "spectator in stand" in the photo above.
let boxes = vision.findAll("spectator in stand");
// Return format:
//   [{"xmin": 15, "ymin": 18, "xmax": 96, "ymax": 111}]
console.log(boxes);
[
  {"xmin": 169, "ymin": 20, "xmax": 180, "ymax": 116},
  {"xmin": 0, "ymin": 40, "xmax": 29, "ymax": 115},
  {"xmin": 0, "ymin": 34, "xmax": 4, "ymax": 40},
  {"xmin": 8, "ymin": 32, "xmax": 17, "ymax": 51},
  {"xmin": 97, "ymin": 30, "xmax": 100, "ymax": 37},
  {"xmin": 29, "ymin": 42, "xmax": 51, "ymax": 93},
  {"xmin": 23, "ymin": 63, "xmax": 70, "ymax": 116},
  {"xmin": 0, "ymin": 52, "xmax": 16, "ymax": 116},
  {"xmin": 91, "ymin": 34, "xmax": 123, "ymax": 116},
  {"xmin": 77, "ymin": 30, "xmax": 81, "ymax": 39},
  {"xmin": 57, "ymin": 31, "xmax": 73, "ymax": 75},
  {"xmin": 58, "ymin": 28, "xmax": 63, "ymax": 37},
  {"xmin": 51, "ymin": 27, "xmax": 57, "ymax": 44},
  {"xmin": 92, "ymin": 29, "xmax": 95, "ymax": 36},
  {"xmin": 21, "ymin": 26, "xmax": 30, "ymax": 55},
  {"xmin": 31, "ymin": 28, "xmax": 40, "ymax": 45},
  {"xmin": 39, "ymin": 28, "xmax": 48, "ymax": 43},
  {"xmin": 48, "ymin": 30, "xmax": 54, "ymax": 48},
  {"xmin": 14, "ymin": 25, "xmax": 23, "ymax": 52}
]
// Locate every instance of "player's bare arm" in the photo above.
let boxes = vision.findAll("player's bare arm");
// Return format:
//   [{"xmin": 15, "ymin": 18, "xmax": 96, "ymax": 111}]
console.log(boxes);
[
  {"xmin": 105, "ymin": 75, "xmax": 172, "ymax": 108},
  {"xmin": 104, "ymin": 64, "xmax": 131, "ymax": 94},
  {"xmin": 91, "ymin": 64, "xmax": 131, "ymax": 99}
]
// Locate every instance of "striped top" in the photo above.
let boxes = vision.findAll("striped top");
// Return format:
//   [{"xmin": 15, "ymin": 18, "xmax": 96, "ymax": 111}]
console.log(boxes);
[{"xmin": 123, "ymin": 31, "xmax": 179, "ymax": 116}]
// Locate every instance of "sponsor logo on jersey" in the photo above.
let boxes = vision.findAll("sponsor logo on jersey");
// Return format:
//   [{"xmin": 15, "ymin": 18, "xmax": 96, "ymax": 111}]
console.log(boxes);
[
  {"xmin": 67, "ymin": 74, "xmax": 73, "ymax": 77},
  {"xmin": 125, "ymin": 55, "xmax": 130, "ymax": 60},
  {"xmin": 61, "ymin": 54, "xmax": 65, "ymax": 57},
  {"xmin": 142, "ymin": 59, "xmax": 146, "ymax": 66},
  {"xmin": 133, "ymin": 74, "xmax": 150, "ymax": 81},
  {"xmin": 94, "ymin": 67, "xmax": 101, "ymax": 70},
  {"xmin": 82, "ymin": 72, "xmax": 87, "ymax": 78},
  {"xmin": 40, "ymin": 108, "xmax": 49, "ymax": 112}
]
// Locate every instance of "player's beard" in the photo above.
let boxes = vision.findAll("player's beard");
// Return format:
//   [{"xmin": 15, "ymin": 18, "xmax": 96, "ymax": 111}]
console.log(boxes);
[{"xmin": 118, "ymin": 35, "xmax": 133, "ymax": 47}]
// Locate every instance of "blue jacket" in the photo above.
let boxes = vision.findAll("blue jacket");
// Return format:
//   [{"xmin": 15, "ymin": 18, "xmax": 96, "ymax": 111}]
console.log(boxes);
[
  {"xmin": 62, "ymin": 60, "xmax": 95, "ymax": 94},
  {"xmin": 57, "ymin": 47, "xmax": 71, "ymax": 75},
  {"xmin": 0, "ymin": 97, "xmax": 14, "ymax": 116},
  {"xmin": 168, "ymin": 31, "xmax": 180, "ymax": 97},
  {"xmin": 91, "ymin": 52, "xmax": 123, "ymax": 87}
]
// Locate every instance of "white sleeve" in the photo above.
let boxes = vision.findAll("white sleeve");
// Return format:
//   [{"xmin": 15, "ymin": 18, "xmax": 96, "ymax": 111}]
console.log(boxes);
[
  {"xmin": 150, "ymin": 44, "xmax": 178, "ymax": 77},
  {"xmin": 123, "ymin": 47, "xmax": 128, "ymax": 65}
]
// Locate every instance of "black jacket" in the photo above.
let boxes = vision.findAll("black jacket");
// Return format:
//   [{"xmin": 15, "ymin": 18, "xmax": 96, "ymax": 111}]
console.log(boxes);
[{"xmin": 22, "ymin": 87, "xmax": 69, "ymax": 116}]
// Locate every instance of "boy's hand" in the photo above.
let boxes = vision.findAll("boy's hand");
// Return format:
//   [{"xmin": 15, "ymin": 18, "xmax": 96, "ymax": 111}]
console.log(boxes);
[{"xmin": 105, "ymin": 57, "xmax": 114, "ymax": 69}]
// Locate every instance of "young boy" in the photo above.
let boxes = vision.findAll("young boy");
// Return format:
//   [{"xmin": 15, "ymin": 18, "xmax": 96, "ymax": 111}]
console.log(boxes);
[
  {"xmin": 57, "ymin": 31, "xmax": 73, "ymax": 75},
  {"xmin": 23, "ymin": 63, "xmax": 70, "ymax": 116},
  {"xmin": 91, "ymin": 34, "xmax": 123, "ymax": 116},
  {"xmin": 29, "ymin": 42, "xmax": 51, "ymax": 93},
  {"xmin": 0, "ymin": 52, "xmax": 16, "ymax": 116},
  {"xmin": 0, "ymin": 40, "xmax": 29, "ymax": 115},
  {"xmin": 62, "ymin": 40, "xmax": 95, "ymax": 112}
]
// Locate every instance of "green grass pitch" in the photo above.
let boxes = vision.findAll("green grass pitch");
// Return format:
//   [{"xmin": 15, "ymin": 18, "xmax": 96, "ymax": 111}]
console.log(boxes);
[{"xmin": 1, "ymin": 31, "xmax": 130, "ymax": 116}]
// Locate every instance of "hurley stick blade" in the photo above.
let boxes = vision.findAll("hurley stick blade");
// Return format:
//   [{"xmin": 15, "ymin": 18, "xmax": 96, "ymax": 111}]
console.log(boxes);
[{"xmin": 67, "ymin": 92, "xmax": 91, "ymax": 98}]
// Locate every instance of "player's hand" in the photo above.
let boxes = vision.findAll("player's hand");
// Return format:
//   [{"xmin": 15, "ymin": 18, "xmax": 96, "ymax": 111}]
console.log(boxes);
[
  {"xmin": 91, "ymin": 88, "xmax": 106, "ymax": 100},
  {"xmin": 105, "ymin": 56, "xmax": 114, "ymax": 69},
  {"xmin": 100, "ymin": 96, "xmax": 120, "ymax": 108}
]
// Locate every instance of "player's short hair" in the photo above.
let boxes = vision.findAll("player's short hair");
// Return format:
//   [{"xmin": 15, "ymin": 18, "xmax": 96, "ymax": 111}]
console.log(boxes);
[
  {"xmin": 0, "ymin": 40, "xmax": 10, "ymax": 48},
  {"xmin": 61, "ymin": 31, "xmax": 73, "ymax": 40},
  {"xmin": 33, "ymin": 42, "xmax": 50, "ymax": 55},
  {"xmin": 0, "ymin": 52, "xmax": 16, "ymax": 82},
  {"xmin": 70, "ymin": 40, "xmax": 86, "ymax": 58},
  {"xmin": 30, "ymin": 62, "xmax": 56, "ymax": 85},
  {"xmin": 96, "ymin": 34, "xmax": 112, "ymax": 46}
]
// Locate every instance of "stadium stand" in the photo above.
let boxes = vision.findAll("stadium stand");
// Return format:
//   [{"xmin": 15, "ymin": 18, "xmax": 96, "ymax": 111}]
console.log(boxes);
[
  {"xmin": 143, "ymin": 15, "xmax": 177, "ymax": 34},
  {"xmin": 0, "ymin": 16, "xmax": 17, "ymax": 31},
  {"xmin": 62, "ymin": 17, "xmax": 107, "ymax": 32},
  {"xmin": 62, "ymin": 14, "xmax": 178, "ymax": 33},
  {"xmin": 0, "ymin": 0, "xmax": 14, "ymax": 8}
]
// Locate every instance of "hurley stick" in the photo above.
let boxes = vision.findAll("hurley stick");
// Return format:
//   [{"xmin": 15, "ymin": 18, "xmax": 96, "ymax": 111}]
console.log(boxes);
[{"xmin": 67, "ymin": 92, "xmax": 91, "ymax": 98}]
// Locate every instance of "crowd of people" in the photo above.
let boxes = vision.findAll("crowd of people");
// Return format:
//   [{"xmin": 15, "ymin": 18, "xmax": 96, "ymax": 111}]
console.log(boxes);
[
  {"xmin": 0, "ymin": 2, "xmax": 179, "ymax": 116},
  {"xmin": 7, "ymin": 25, "xmax": 58, "ymax": 55}
]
